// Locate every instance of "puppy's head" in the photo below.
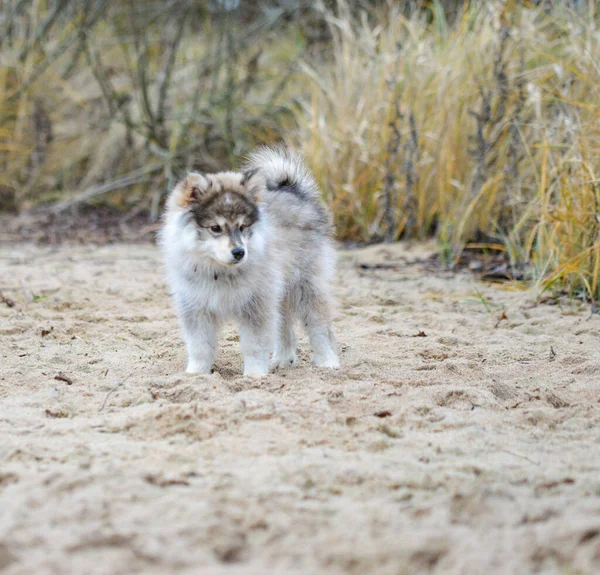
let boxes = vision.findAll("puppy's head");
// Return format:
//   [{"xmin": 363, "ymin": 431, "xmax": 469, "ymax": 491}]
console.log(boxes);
[{"xmin": 167, "ymin": 169, "xmax": 265, "ymax": 267}]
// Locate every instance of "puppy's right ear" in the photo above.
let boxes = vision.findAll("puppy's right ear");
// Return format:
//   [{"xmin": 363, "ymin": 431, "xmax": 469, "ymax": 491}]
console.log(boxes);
[
  {"xmin": 169, "ymin": 172, "xmax": 212, "ymax": 209},
  {"xmin": 240, "ymin": 168, "xmax": 265, "ymax": 202}
]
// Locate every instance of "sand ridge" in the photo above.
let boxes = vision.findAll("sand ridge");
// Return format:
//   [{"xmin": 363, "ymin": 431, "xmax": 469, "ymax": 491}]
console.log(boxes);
[{"xmin": 1, "ymin": 242, "xmax": 600, "ymax": 574}]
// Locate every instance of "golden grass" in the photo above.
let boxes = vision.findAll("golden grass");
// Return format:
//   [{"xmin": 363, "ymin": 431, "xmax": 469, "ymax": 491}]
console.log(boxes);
[
  {"xmin": 295, "ymin": 1, "xmax": 600, "ymax": 299},
  {"xmin": 2, "ymin": 1, "xmax": 600, "ymax": 299}
]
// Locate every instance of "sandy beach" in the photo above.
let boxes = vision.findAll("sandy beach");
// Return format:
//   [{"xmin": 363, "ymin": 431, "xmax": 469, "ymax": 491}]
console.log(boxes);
[{"xmin": 1, "ymin": 241, "xmax": 599, "ymax": 574}]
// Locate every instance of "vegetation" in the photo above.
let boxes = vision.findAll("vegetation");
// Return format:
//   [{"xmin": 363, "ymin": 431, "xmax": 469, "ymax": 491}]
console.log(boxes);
[
  {"xmin": 1, "ymin": 0, "xmax": 600, "ymax": 299},
  {"xmin": 0, "ymin": 0, "xmax": 310, "ymax": 215}
]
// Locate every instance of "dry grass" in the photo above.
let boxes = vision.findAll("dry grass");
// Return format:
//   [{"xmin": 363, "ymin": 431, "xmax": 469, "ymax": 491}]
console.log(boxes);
[
  {"xmin": 296, "ymin": 1, "xmax": 600, "ymax": 299},
  {"xmin": 1, "ymin": 1, "xmax": 600, "ymax": 299},
  {"xmin": 0, "ymin": 1, "xmax": 305, "ymax": 215}
]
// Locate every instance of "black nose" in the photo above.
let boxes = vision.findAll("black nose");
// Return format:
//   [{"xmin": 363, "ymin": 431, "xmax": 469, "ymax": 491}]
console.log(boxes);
[{"xmin": 231, "ymin": 248, "xmax": 245, "ymax": 261}]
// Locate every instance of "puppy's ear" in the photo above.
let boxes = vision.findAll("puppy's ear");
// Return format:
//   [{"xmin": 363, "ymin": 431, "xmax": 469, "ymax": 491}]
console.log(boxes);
[
  {"xmin": 170, "ymin": 172, "xmax": 212, "ymax": 209},
  {"xmin": 241, "ymin": 168, "xmax": 265, "ymax": 202}
]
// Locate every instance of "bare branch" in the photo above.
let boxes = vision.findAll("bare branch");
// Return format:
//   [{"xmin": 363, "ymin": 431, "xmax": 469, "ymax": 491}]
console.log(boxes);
[
  {"xmin": 383, "ymin": 101, "xmax": 403, "ymax": 243},
  {"xmin": 127, "ymin": 0, "xmax": 156, "ymax": 140},
  {"xmin": 155, "ymin": 9, "xmax": 188, "ymax": 129},
  {"xmin": 52, "ymin": 164, "xmax": 163, "ymax": 213},
  {"xmin": 7, "ymin": 0, "xmax": 110, "ymax": 101},
  {"xmin": 0, "ymin": 0, "xmax": 32, "ymax": 49},
  {"xmin": 18, "ymin": 0, "xmax": 69, "ymax": 62}
]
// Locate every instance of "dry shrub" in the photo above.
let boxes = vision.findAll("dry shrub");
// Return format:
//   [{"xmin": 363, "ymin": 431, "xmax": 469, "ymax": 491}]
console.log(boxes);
[
  {"xmin": 2, "ymin": 0, "xmax": 600, "ymax": 299},
  {"xmin": 0, "ymin": 1, "xmax": 305, "ymax": 216},
  {"xmin": 296, "ymin": 0, "xmax": 600, "ymax": 299}
]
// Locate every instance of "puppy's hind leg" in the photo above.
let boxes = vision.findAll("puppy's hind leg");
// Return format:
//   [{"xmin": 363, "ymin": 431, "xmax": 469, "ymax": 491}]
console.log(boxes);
[
  {"xmin": 272, "ymin": 294, "xmax": 297, "ymax": 369},
  {"xmin": 239, "ymin": 294, "xmax": 277, "ymax": 377},
  {"xmin": 300, "ymin": 283, "xmax": 339, "ymax": 369}
]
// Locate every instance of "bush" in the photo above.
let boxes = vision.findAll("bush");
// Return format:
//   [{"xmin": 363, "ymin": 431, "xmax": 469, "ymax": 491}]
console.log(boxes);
[
  {"xmin": 296, "ymin": 1, "xmax": 600, "ymax": 299},
  {"xmin": 1, "ymin": 0, "xmax": 599, "ymax": 299}
]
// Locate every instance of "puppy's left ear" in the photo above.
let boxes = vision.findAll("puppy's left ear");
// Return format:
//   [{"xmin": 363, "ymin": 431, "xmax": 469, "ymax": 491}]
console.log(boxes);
[
  {"xmin": 241, "ymin": 168, "xmax": 265, "ymax": 202},
  {"xmin": 167, "ymin": 172, "xmax": 212, "ymax": 210}
]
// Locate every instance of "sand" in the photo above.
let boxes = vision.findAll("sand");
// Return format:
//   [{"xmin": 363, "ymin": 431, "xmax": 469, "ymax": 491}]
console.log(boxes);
[{"xmin": 1, "ymin": 241, "xmax": 600, "ymax": 575}]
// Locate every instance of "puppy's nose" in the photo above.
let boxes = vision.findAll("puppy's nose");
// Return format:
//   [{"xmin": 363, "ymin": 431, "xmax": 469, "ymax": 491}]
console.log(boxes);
[{"xmin": 231, "ymin": 248, "xmax": 245, "ymax": 261}]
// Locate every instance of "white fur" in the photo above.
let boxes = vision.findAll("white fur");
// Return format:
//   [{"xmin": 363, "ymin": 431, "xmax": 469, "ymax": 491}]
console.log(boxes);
[{"xmin": 160, "ymin": 147, "xmax": 338, "ymax": 377}]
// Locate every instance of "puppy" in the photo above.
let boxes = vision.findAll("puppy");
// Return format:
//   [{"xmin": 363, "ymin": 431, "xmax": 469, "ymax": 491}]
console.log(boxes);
[{"xmin": 160, "ymin": 146, "xmax": 339, "ymax": 376}]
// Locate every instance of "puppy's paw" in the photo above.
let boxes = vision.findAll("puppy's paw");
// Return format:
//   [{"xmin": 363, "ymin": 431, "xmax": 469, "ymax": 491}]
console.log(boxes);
[
  {"xmin": 186, "ymin": 361, "xmax": 212, "ymax": 374},
  {"xmin": 244, "ymin": 361, "xmax": 269, "ymax": 377},
  {"xmin": 243, "ymin": 368, "xmax": 269, "ymax": 378},
  {"xmin": 271, "ymin": 349, "xmax": 297, "ymax": 370},
  {"xmin": 312, "ymin": 354, "xmax": 340, "ymax": 369},
  {"xmin": 243, "ymin": 358, "xmax": 270, "ymax": 377}
]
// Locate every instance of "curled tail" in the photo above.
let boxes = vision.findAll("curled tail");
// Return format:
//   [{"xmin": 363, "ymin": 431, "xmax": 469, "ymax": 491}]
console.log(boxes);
[{"xmin": 243, "ymin": 145, "xmax": 321, "ymax": 200}]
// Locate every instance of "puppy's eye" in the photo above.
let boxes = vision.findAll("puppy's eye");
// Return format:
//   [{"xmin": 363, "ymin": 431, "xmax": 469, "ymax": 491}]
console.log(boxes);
[
  {"xmin": 210, "ymin": 225, "xmax": 222, "ymax": 233},
  {"xmin": 239, "ymin": 225, "xmax": 245, "ymax": 232}
]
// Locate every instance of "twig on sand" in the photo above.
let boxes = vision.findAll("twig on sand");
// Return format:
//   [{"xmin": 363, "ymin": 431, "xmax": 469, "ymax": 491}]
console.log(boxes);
[
  {"xmin": 0, "ymin": 291, "xmax": 15, "ymax": 308},
  {"xmin": 99, "ymin": 371, "xmax": 135, "ymax": 412},
  {"xmin": 55, "ymin": 372, "xmax": 73, "ymax": 385},
  {"xmin": 501, "ymin": 449, "xmax": 539, "ymax": 466},
  {"xmin": 494, "ymin": 310, "xmax": 507, "ymax": 328},
  {"xmin": 359, "ymin": 263, "xmax": 399, "ymax": 271}
]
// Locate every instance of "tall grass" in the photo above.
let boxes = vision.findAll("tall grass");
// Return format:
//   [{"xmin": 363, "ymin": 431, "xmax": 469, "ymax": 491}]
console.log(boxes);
[
  {"xmin": 2, "ymin": 1, "xmax": 600, "ymax": 299},
  {"xmin": 296, "ymin": 1, "xmax": 600, "ymax": 299}
]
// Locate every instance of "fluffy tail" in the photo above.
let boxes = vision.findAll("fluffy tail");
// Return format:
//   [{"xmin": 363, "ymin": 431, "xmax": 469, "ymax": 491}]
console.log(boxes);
[{"xmin": 243, "ymin": 145, "xmax": 321, "ymax": 200}]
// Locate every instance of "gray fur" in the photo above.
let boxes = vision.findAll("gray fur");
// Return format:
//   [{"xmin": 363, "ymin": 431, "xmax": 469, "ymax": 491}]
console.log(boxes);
[{"xmin": 160, "ymin": 146, "xmax": 339, "ymax": 376}]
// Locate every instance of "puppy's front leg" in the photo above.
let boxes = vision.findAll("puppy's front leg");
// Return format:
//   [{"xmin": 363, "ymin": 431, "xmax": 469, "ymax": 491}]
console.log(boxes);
[
  {"xmin": 180, "ymin": 306, "xmax": 219, "ymax": 374},
  {"xmin": 239, "ymin": 296, "xmax": 277, "ymax": 377}
]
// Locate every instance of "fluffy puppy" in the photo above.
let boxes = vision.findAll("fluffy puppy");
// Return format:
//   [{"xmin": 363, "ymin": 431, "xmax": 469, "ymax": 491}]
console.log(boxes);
[{"xmin": 160, "ymin": 146, "xmax": 339, "ymax": 376}]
